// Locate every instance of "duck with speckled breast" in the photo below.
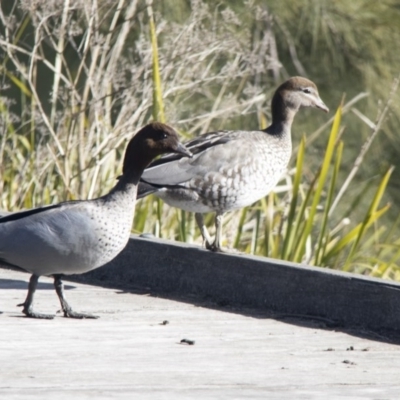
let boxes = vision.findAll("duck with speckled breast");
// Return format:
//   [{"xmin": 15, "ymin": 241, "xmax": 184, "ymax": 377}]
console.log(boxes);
[
  {"xmin": 0, "ymin": 122, "xmax": 192, "ymax": 319},
  {"xmin": 138, "ymin": 77, "xmax": 329, "ymax": 252}
]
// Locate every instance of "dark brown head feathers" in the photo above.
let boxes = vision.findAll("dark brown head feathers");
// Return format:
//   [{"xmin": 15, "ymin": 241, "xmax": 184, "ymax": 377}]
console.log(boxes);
[
  {"xmin": 142, "ymin": 121, "xmax": 178, "ymax": 137},
  {"xmin": 122, "ymin": 122, "xmax": 191, "ymax": 175}
]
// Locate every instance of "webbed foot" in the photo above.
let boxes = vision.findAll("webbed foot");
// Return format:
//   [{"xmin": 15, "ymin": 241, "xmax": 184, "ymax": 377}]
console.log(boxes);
[
  {"xmin": 18, "ymin": 303, "xmax": 55, "ymax": 319},
  {"xmin": 62, "ymin": 308, "xmax": 99, "ymax": 319},
  {"xmin": 205, "ymin": 241, "xmax": 226, "ymax": 253}
]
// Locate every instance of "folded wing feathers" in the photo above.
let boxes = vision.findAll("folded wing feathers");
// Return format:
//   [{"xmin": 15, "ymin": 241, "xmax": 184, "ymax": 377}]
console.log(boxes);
[
  {"xmin": 140, "ymin": 130, "xmax": 242, "ymax": 186},
  {"xmin": 0, "ymin": 203, "xmax": 63, "ymax": 224}
]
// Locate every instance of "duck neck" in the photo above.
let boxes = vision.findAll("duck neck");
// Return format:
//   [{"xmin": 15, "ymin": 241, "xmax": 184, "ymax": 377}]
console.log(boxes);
[
  {"xmin": 103, "ymin": 174, "xmax": 139, "ymax": 205},
  {"xmin": 122, "ymin": 136, "xmax": 158, "ymax": 182},
  {"xmin": 265, "ymin": 90, "xmax": 298, "ymax": 137},
  {"xmin": 102, "ymin": 136, "xmax": 158, "ymax": 204}
]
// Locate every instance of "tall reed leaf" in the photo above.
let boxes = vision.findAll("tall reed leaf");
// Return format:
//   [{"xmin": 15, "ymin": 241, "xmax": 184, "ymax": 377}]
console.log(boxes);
[
  {"xmin": 281, "ymin": 135, "xmax": 305, "ymax": 259},
  {"xmin": 343, "ymin": 166, "xmax": 393, "ymax": 270},
  {"xmin": 293, "ymin": 105, "xmax": 342, "ymax": 262},
  {"xmin": 314, "ymin": 140, "xmax": 343, "ymax": 265},
  {"xmin": 147, "ymin": 0, "xmax": 165, "ymax": 123},
  {"xmin": 146, "ymin": 0, "xmax": 166, "ymax": 236}
]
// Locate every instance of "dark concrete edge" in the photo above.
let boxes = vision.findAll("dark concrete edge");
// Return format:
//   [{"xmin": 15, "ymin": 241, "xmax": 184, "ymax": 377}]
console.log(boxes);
[{"xmin": 61, "ymin": 234, "xmax": 400, "ymax": 341}]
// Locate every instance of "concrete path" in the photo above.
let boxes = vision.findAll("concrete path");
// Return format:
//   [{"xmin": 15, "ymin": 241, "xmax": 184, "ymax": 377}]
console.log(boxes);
[{"xmin": 1, "ymin": 267, "xmax": 400, "ymax": 399}]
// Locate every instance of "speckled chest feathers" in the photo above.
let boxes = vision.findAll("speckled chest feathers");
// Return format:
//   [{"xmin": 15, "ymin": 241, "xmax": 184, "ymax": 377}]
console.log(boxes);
[{"xmin": 86, "ymin": 185, "xmax": 137, "ymax": 269}]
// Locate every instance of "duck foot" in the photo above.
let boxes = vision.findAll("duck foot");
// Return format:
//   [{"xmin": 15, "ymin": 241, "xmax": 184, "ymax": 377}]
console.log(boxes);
[
  {"xmin": 204, "ymin": 242, "xmax": 242, "ymax": 254},
  {"xmin": 53, "ymin": 274, "xmax": 99, "ymax": 319},
  {"xmin": 18, "ymin": 275, "xmax": 55, "ymax": 319},
  {"xmin": 61, "ymin": 308, "xmax": 99, "ymax": 319},
  {"xmin": 205, "ymin": 242, "xmax": 226, "ymax": 253},
  {"xmin": 18, "ymin": 303, "xmax": 55, "ymax": 319}
]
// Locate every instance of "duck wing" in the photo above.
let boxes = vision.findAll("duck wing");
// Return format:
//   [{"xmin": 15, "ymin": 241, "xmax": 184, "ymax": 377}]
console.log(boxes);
[
  {"xmin": 0, "ymin": 202, "xmax": 99, "ymax": 275},
  {"xmin": 139, "ymin": 130, "xmax": 246, "ymax": 191},
  {"xmin": 0, "ymin": 203, "xmax": 63, "ymax": 223}
]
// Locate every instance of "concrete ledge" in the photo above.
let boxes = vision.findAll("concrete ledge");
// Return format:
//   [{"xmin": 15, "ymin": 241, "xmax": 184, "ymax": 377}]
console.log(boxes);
[{"xmin": 70, "ymin": 235, "xmax": 400, "ymax": 336}]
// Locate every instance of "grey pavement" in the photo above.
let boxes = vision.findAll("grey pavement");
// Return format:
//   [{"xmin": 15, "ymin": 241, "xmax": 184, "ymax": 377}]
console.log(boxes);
[{"xmin": 1, "ymin": 267, "xmax": 400, "ymax": 399}]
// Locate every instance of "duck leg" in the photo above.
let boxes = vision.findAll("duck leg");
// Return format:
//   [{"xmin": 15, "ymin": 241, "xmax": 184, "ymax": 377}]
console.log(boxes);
[
  {"xmin": 53, "ymin": 274, "xmax": 98, "ymax": 319},
  {"xmin": 18, "ymin": 274, "xmax": 55, "ymax": 319},
  {"xmin": 212, "ymin": 212, "xmax": 225, "ymax": 252},
  {"xmin": 203, "ymin": 212, "xmax": 225, "ymax": 252},
  {"xmin": 195, "ymin": 213, "xmax": 213, "ymax": 248},
  {"xmin": 195, "ymin": 212, "xmax": 226, "ymax": 252}
]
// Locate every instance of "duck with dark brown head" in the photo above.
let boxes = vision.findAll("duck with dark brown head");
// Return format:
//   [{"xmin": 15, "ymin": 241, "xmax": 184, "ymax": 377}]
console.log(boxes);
[{"xmin": 0, "ymin": 122, "xmax": 191, "ymax": 319}]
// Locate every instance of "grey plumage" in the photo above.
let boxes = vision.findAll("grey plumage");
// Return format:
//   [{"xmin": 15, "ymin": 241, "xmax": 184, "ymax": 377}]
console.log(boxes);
[
  {"xmin": 0, "ymin": 122, "xmax": 191, "ymax": 319},
  {"xmin": 138, "ymin": 77, "xmax": 329, "ymax": 251},
  {"xmin": 0, "ymin": 196, "xmax": 135, "ymax": 277}
]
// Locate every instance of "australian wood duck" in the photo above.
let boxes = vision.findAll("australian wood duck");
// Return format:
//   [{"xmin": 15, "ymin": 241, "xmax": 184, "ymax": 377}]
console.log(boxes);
[
  {"xmin": 138, "ymin": 77, "xmax": 328, "ymax": 251},
  {"xmin": 0, "ymin": 122, "xmax": 191, "ymax": 319}
]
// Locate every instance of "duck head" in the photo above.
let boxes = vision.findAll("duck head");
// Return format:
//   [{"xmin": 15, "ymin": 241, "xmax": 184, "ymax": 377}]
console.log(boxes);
[
  {"xmin": 271, "ymin": 77, "xmax": 328, "ymax": 126},
  {"xmin": 123, "ymin": 122, "xmax": 192, "ymax": 175},
  {"xmin": 282, "ymin": 76, "xmax": 329, "ymax": 112}
]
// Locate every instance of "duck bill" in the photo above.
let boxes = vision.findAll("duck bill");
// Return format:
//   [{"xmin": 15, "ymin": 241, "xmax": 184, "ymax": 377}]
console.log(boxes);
[
  {"xmin": 174, "ymin": 142, "xmax": 193, "ymax": 158},
  {"xmin": 315, "ymin": 98, "xmax": 329, "ymax": 113}
]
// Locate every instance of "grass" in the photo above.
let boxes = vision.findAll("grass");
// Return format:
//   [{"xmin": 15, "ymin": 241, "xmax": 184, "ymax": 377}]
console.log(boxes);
[{"xmin": 0, "ymin": 0, "xmax": 400, "ymax": 280}]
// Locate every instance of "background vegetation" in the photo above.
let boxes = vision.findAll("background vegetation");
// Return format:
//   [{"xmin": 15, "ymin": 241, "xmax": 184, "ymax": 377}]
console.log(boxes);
[{"xmin": 1, "ymin": 0, "xmax": 400, "ymax": 279}]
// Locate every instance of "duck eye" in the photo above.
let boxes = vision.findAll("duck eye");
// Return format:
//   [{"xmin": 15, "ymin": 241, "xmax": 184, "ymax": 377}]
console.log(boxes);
[
  {"xmin": 156, "ymin": 132, "xmax": 168, "ymax": 140},
  {"xmin": 302, "ymin": 88, "xmax": 312, "ymax": 94}
]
